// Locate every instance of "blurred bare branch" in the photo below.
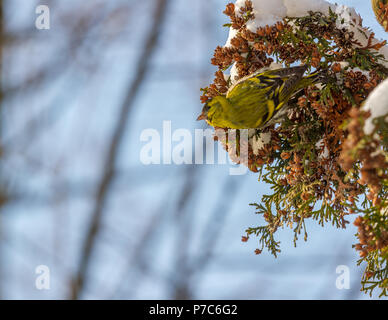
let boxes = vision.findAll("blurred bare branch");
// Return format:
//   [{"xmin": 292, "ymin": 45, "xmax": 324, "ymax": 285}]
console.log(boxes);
[
  {"xmin": 194, "ymin": 177, "xmax": 237, "ymax": 270},
  {"xmin": 173, "ymin": 176, "xmax": 237, "ymax": 299},
  {"xmin": 171, "ymin": 165, "xmax": 199, "ymax": 299},
  {"xmin": 70, "ymin": 0, "xmax": 170, "ymax": 299},
  {"xmin": 0, "ymin": 0, "xmax": 4, "ymax": 300}
]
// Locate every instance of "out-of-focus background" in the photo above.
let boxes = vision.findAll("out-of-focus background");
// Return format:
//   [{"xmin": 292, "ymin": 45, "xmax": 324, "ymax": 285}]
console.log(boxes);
[{"xmin": 0, "ymin": 0, "xmax": 386, "ymax": 299}]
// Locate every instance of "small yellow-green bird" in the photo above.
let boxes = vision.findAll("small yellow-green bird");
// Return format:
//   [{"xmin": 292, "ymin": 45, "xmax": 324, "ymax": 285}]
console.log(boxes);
[{"xmin": 197, "ymin": 65, "xmax": 325, "ymax": 129}]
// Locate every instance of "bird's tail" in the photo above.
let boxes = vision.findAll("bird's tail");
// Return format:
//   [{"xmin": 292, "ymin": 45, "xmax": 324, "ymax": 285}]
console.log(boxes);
[
  {"xmin": 301, "ymin": 68, "xmax": 329, "ymax": 86},
  {"xmin": 279, "ymin": 66, "xmax": 328, "ymax": 101}
]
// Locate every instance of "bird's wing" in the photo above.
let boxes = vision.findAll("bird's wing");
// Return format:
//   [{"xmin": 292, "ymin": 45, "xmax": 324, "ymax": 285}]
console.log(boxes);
[
  {"xmin": 225, "ymin": 67, "xmax": 309, "ymax": 128},
  {"xmin": 225, "ymin": 79, "xmax": 277, "ymax": 128},
  {"xmin": 227, "ymin": 73, "xmax": 283, "ymax": 107},
  {"xmin": 228, "ymin": 66, "xmax": 308, "ymax": 104},
  {"xmin": 226, "ymin": 65, "xmax": 307, "ymax": 99}
]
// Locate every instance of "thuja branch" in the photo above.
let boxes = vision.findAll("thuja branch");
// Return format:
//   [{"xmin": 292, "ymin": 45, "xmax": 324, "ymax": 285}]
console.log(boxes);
[{"xmin": 200, "ymin": 1, "xmax": 388, "ymax": 297}]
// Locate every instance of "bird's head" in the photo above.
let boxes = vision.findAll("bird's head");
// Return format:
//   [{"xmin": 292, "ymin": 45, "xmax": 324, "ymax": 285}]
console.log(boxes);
[
  {"xmin": 196, "ymin": 103, "xmax": 210, "ymax": 121},
  {"xmin": 196, "ymin": 97, "xmax": 225, "ymax": 122}
]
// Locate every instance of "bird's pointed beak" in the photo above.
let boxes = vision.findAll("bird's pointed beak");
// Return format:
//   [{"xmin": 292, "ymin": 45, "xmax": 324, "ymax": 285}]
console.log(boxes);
[{"xmin": 196, "ymin": 113, "xmax": 206, "ymax": 121}]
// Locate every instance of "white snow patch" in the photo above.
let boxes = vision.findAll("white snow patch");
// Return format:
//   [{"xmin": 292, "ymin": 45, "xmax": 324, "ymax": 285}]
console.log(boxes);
[
  {"xmin": 230, "ymin": 63, "xmax": 239, "ymax": 84},
  {"xmin": 339, "ymin": 61, "xmax": 350, "ymax": 69},
  {"xmin": 251, "ymin": 132, "xmax": 271, "ymax": 155},
  {"xmin": 268, "ymin": 62, "xmax": 284, "ymax": 70},
  {"xmin": 362, "ymin": 78, "xmax": 388, "ymax": 135},
  {"xmin": 351, "ymin": 67, "xmax": 370, "ymax": 79},
  {"xmin": 225, "ymin": 28, "xmax": 238, "ymax": 48},
  {"xmin": 233, "ymin": 0, "xmax": 333, "ymax": 31},
  {"xmin": 284, "ymin": 0, "xmax": 333, "ymax": 17},
  {"xmin": 335, "ymin": 5, "xmax": 388, "ymax": 66},
  {"xmin": 315, "ymin": 138, "xmax": 329, "ymax": 159},
  {"xmin": 235, "ymin": 0, "xmax": 287, "ymax": 30}
]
